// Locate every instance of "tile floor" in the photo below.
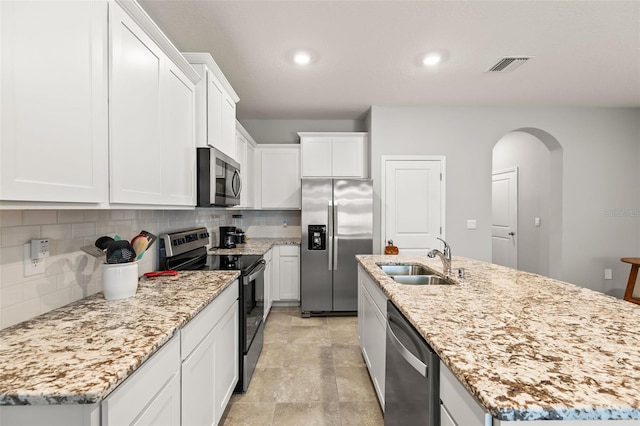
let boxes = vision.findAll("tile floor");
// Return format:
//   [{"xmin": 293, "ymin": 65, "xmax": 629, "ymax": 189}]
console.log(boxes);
[{"xmin": 220, "ymin": 306, "xmax": 384, "ymax": 425}]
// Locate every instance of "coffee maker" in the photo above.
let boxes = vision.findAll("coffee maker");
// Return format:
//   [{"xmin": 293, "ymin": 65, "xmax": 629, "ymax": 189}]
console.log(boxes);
[{"xmin": 219, "ymin": 226, "xmax": 236, "ymax": 248}]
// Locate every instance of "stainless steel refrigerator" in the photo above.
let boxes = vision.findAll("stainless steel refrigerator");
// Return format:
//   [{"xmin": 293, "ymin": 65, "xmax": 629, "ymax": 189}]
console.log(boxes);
[{"xmin": 301, "ymin": 179, "xmax": 373, "ymax": 316}]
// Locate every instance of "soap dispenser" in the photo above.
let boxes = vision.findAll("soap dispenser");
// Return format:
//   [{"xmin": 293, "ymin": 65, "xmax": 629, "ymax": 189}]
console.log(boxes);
[{"xmin": 384, "ymin": 240, "xmax": 399, "ymax": 255}]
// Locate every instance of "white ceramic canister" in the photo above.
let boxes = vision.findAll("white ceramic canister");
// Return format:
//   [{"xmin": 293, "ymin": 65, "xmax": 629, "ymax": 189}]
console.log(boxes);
[{"xmin": 102, "ymin": 261, "xmax": 139, "ymax": 300}]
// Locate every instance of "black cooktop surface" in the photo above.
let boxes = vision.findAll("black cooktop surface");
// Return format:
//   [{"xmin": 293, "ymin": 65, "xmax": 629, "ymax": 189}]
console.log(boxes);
[{"xmin": 205, "ymin": 254, "xmax": 263, "ymax": 273}]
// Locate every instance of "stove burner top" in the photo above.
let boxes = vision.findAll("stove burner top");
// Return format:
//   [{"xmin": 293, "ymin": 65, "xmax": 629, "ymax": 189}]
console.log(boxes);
[{"xmin": 206, "ymin": 254, "xmax": 264, "ymax": 273}]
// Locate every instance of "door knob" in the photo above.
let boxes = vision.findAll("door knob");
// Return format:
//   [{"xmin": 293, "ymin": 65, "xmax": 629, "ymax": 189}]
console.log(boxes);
[{"xmin": 508, "ymin": 232, "xmax": 516, "ymax": 236}]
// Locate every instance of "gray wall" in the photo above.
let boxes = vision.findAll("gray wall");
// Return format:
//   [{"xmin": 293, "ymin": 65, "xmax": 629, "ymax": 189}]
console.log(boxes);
[
  {"xmin": 240, "ymin": 119, "xmax": 366, "ymax": 144},
  {"xmin": 493, "ymin": 131, "xmax": 552, "ymax": 276},
  {"xmin": 369, "ymin": 106, "xmax": 640, "ymax": 296}
]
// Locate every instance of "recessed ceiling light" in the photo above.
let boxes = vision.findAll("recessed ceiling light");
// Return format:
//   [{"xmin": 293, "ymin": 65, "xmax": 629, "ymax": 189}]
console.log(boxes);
[
  {"xmin": 422, "ymin": 53, "xmax": 442, "ymax": 67},
  {"xmin": 293, "ymin": 51, "xmax": 312, "ymax": 66}
]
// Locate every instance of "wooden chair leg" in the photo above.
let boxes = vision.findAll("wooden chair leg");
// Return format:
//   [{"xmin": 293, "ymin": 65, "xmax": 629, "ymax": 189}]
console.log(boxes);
[{"xmin": 624, "ymin": 264, "xmax": 640, "ymax": 304}]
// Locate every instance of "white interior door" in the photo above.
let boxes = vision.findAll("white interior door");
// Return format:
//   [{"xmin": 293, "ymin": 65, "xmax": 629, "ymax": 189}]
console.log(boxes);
[
  {"xmin": 492, "ymin": 168, "xmax": 518, "ymax": 268},
  {"xmin": 382, "ymin": 158, "xmax": 444, "ymax": 255}
]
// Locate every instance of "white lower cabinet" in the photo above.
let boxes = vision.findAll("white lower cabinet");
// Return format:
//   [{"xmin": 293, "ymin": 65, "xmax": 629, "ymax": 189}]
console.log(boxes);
[
  {"xmin": 440, "ymin": 360, "xmax": 490, "ymax": 426},
  {"xmin": 264, "ymin": 249, "xmax": 273, "ymax": 318},
  {"xmin": 357, "ymin": 265, "xmax": 388, "ymax": 409},
  {"xmin": 181, "ymin": 281, "xmax": 239, "ymax": 426},
  {"xmin": 270, "ymin": 245, "xmax": 300, "ymax": 303},
  {"xmin": 102, "ymin": 335, "xmax": 181, "ymax": 426}
]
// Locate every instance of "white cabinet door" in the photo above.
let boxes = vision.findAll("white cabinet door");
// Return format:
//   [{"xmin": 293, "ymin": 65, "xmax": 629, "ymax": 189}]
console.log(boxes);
[
  {"xmin": 257, "ymin": 145, "xmax": 301, "ymax": 209},
  {"xmin": 183, "ymin": 53, "xmax": 239, "ymax": 161},
  {"xmin": 278, "ymin": 246, "xmax": 300, "ymax": 301},
  {"xmin": 221, "ymin": 95, "xmax": 237, "ymax": 160},
  {"xmin": 246, "ymin": 143, "xmax": 256, "ymax": 208},
  {"xmin": 181, "ymin": 327, "xmax": 216, "ymax": 426},
  {"xmin": 206, "ymin": 72, "xmax": 224, "ymax": 152},
  {"xmin": 109, "ymin": 3, "xmax": 196, "ymax": 207},
  {"xmin": 102, "ymin": 336, "xmax": 181, "ymax": 426},
  {"xmin": 331, "ymin": 136, "xmax": 366, "ymax": 177},
  {"xmin": 299, "ymin": 133, "xmax": 368, "ymax": 178},
  {"xmin": 0, "ymin": 1, "xmax": 108, "ymax": 204},
  {"xmin": 109, "ymin": 3, "xmax": 163, "ymax": 205},
  {"xmin": 358, "ymin": 266, "xmax": 387, "ymax": 409},
  {"xmin": 300, "ymin": 137, "xmax": 332, "ymax": 177},
  {"xmin": 133, "ymin": 371, "xmax": 181, "ymax": 426},
  {"xmin": 161, "ymin": 62, "xmax": 196, "ymax": 206},
  {"xmin": 213, "ymin": 300, "xmax": 239, "ymax": 425}
]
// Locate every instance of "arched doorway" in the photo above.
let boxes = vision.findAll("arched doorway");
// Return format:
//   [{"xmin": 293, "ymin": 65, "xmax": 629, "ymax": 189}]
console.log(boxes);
[{"xmin": 491, "ymin": 128, "xmax": 563, "ymax": 278}]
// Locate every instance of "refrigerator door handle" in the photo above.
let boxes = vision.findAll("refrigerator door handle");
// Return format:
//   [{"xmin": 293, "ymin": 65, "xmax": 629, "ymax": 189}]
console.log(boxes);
[
  {"xmin": 333, "ymin": 204, "xmax": 338, "ymax": 270},
  {"xmin": 327, "ymin": 203, "xmax": 333, "ymax": 271}
]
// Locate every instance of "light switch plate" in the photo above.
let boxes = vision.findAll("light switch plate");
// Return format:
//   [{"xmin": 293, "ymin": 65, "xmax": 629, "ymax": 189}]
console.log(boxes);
[
  {"xmin": 604, "ymin": 269, "xmax": 612, "ymax": 280},
  {"xmin": 466, "ymin": 219, "xmax": 477, "ymax": 229}
]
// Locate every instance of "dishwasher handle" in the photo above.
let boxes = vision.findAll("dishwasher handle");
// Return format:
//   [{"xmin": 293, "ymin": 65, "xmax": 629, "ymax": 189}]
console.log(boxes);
[{"xmin": 387, "ymin": 316, "xmax": 427, "ymax": 378}]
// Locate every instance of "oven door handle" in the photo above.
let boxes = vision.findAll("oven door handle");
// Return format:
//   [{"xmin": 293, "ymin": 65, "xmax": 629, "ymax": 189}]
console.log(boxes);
[{"xmin": 244, "ymin": 260, "xmax": 266, "ymax": 285}]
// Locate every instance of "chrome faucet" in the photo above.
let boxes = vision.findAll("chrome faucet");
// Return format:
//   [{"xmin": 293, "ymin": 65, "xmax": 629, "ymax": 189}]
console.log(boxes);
[{"xmin": 427, "ymin": 237, "xmax": 452, "ymax": 275}]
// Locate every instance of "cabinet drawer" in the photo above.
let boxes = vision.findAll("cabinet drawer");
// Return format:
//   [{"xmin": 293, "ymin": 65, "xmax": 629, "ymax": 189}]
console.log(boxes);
[
  {"xmin": 181, "ymin": 280, "xmax": 239, "ymax": 359},
  {"xmin": 278, "ymin": 245, "xmax": 299, "ymax": 256},
  {"xmin": 360, "ymin": 267, "xmax": 387, "ymax": 316},
  {"xmin": 102, "ymin": 335, "xmax": 180, "ymax": 426}
]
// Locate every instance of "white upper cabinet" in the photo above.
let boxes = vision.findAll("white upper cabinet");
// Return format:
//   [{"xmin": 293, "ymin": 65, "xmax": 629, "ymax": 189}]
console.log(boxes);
[
  {"xmin": 109, "ymin": 1, "xmax": 198, "ymax": 207},
  {"xmin": 256, "ymin": 145, "xmax": 301, "ymax": 209},
  {"xmin": 183, "ymin": 53, "xmax": 240, "ymax": 161},
  {"xmin": 299, "ymin": 132, "xmax": 369, "ymax": 178},
  {"xmin": 235, "ymin": 121, "xmax": 257, "ymax": 209},
  {"xmin": 1, "ymin": 0, "xmax": 199, "ymax": 208},
  {"xmin": 0, "ymin": 1, "xmax": 109, "ymax": 205}
]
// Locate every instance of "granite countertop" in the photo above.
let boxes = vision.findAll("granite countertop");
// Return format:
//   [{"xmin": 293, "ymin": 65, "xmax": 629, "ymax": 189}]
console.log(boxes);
[
  {"xmin": 356, "ymin": 255, "xmax": 640, "ymax": 421},
  {"xmin": 209, "ymin": 237, "xmax": 301, "ymax": 255},
  {"xmin": 0, "ymin": 270, "xmax": 239, "ymax": 406}
]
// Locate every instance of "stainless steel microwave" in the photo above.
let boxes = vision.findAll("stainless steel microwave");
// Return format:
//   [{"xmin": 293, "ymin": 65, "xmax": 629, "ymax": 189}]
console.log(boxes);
[{"xmin": 197, "ymin": 147, "xmax": 241, "ymax": 207}]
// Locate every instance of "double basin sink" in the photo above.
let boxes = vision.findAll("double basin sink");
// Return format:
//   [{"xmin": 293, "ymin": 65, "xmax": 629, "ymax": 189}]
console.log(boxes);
[{"xmin": 378, "ymin": 264, "xmax": 455, "ymax": 285}]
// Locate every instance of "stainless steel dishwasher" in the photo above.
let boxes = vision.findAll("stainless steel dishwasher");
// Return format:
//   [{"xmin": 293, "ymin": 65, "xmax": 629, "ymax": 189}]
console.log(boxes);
[{"xmin": 384, "ymin": 301, "xmax": 440, "ymax": 425}]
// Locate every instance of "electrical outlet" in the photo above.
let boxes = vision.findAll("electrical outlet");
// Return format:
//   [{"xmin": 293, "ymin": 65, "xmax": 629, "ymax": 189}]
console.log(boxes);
[
  {"xmin": 283, "ymin": 220, "xmax": 288, "ymax": 228},
  {"xmin": 604, "ymin": 269, "xmax": 612, "ymax": 280},
  {"xmin": 24, "ymin": 243, "xmax": 45, "ymax": 277}
]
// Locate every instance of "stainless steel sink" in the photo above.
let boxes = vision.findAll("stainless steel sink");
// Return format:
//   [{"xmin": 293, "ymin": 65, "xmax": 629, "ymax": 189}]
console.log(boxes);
[
  {"xmin": 379, "ymin": 264, "xmax": 432, "ymax": 276},
  {"xmin": 377, "ymin": 263, "xmax": 455, "ymax": 285},
  {"xmin": 390, "ymin": 275, "xmax": 454, "ymax": 285}
]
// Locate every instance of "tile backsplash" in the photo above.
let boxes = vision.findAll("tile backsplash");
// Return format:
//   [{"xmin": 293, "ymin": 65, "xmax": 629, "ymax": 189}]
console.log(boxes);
[{"xmin": 0, "ymin": 209, "xmax": 300, "ymax": 330}]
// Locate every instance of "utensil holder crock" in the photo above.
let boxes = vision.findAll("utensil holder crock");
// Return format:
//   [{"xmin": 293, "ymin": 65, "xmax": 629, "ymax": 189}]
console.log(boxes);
[{"xmin": 102, "ymin": 261, "xmax": 139, "ymax": 300}]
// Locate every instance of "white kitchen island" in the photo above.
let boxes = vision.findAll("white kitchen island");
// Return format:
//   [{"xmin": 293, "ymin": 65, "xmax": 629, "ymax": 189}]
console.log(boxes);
[{"xmin": 357, "ymin": 255, "xmax": 640, "ymax": 424}]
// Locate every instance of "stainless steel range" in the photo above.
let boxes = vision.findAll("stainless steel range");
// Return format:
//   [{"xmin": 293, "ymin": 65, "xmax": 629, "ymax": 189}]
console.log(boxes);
[{"xmin": 159, "ymin": 227, "xmax": 265, "ymax": 393}]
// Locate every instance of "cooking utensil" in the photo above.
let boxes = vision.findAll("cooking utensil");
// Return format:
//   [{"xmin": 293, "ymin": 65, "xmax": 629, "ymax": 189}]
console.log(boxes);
[
  {"xmin": 132, "ymin": 235, "xmax": 149, "ymax": 260},
  {"xmin": 143, "ymin": 270, "xmax": 178, "ymax": 277},
  {"xmin": 140, "ymin": 230, "xmax": 158, "ymax": 248},
  {"xmin": 106, "ymin": 240, "xmax": 136, "ymax": 264},
  {"xmin": 95, "ymin": 236, "xmax": 115, "ymax": 251},
  {"xmin": 80, "ymin": 245, "xmax": 106, "ymax": 257}
]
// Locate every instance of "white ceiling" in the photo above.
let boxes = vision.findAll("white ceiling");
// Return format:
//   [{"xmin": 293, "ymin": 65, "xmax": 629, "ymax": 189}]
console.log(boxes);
[{"xmin": 139, "ymin": 0, "xmax": 640, "ymax": 120}]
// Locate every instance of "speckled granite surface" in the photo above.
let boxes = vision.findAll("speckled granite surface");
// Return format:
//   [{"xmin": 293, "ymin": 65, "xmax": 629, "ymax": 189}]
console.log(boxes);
[
  {"xmin": 0, "ymin": 270, "xmax": 239, "ymax": 405},
  {"xmin": 356, "ymin": 255, "xmax": 640, "ymax": 421},
  {"xmin": 209, "ymin": 237, "xmax": 301, "ymax": 255}
]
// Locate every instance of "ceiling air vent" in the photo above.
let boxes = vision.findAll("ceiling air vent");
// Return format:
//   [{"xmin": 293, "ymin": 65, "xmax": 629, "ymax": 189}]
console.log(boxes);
[{"xmin": 486, "ymin": 56, "xmax": 533, "ymax": 73}]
